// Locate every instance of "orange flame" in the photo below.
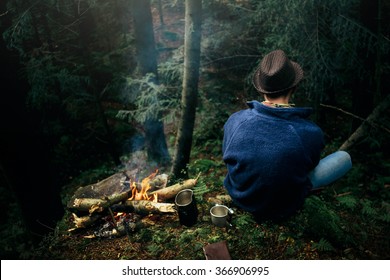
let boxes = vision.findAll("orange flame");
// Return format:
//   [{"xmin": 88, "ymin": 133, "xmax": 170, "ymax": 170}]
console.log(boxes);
[{"xmin": 128, "ymin": 170, "xmax": 158, "ymax": 202}]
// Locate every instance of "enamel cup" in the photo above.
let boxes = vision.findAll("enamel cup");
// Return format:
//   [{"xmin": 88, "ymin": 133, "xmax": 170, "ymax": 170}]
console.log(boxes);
[
  {"xmin": 175, "ymin": 189, "xmax": 198, "ymax": 227},
  {"xmin": 210, "ymin": 204, "xmax": 234, "ymax": 227}
]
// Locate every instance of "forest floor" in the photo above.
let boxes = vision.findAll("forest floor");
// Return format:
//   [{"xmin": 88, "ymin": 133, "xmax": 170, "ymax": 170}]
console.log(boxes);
[{"xmin": 33, "ymin": 139, "xmax": 390, "ymax": 260}]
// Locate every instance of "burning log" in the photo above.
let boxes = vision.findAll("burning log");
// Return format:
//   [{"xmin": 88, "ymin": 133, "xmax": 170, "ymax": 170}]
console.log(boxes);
[
  {"xmin": 69, "ymin": 191, "xmax": 130, "ymax": 213},
  {"xmin": 67, "ymin": 171, "xmax": 132, "ymax": 213},
  {"xmin": 149, "ymin": 178, "xmax": 198, "ymax": 201},
  {"xmin": 111, "ymin": 200, "xmax": 175, "ymax": 215}
]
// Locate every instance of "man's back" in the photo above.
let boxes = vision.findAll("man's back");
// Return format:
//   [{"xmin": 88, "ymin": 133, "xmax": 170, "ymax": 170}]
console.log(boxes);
[{"xmin": 222, "ymin": 101, "xmax": 324, "ymax": 220}]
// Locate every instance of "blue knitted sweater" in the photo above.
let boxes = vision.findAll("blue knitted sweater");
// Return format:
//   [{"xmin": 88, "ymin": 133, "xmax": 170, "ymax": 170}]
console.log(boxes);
[{"xmin": 222, "ymin": 101, "xmax": 325, "ymax": 220}]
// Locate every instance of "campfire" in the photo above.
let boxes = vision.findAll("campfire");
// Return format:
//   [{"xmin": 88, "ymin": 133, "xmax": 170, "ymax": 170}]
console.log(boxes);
[
  {"xmin": 67, "ymin": 170, "xmax": 199, "ymax": 238},
  {"xmin": 128, "ymin": 170, "xmax": 158, "ymax": 202}
]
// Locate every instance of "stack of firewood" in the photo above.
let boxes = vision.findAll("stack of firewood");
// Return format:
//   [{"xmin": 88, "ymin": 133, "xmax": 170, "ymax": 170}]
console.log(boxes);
[{"xmin": 67, "ymin": 170, "xmax": 198, "ymax": 237}]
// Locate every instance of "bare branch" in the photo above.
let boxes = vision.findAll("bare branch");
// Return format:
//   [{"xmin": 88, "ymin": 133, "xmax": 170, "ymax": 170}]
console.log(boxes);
[
  {"xmin": 320, "ymin": 103, "xmax": 390, "ymax": 134},
  {"xmin": 338, "ymin": 94, "xmax": 390, "ymax": 151},
  {"xmin": 0, "ymin": 10, "xmax": 9, "ymax": 17}
]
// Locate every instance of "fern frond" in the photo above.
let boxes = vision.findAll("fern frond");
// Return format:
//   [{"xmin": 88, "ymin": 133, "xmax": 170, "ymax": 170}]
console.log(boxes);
[
  {"xmin": 361, "ymin": 200, "xmax": 378, "ymax": 217},
  {"xmin": 313, "ymin": 238, "xmax": 335, "ymax": 252},
  {"xmin": 192, "ymin": 178, "xmax": 210, "ymax": 201},
  {"xmin": 337, "ymin": 195, "xmax": 358, "ymax": 210},
  {"xmin": 380, "ymin": 213, "xmax": 390, "ymax": 223}
]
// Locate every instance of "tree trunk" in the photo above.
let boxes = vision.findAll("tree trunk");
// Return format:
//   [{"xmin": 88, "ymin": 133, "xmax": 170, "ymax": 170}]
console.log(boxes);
[
  {"xmin": 131, "ymin": 0, "xmax": 170, "ymax": 165},
  {"xmin": 171, "ymin": 0, "xmax": 202, "ymax": 178},
  {"xmin": 157, "ymin": 0, "xmax": 164, "ymax": 26},
  {"xmin": 339, "ymin": 94, "xmax": 390, "ymax": 151}
]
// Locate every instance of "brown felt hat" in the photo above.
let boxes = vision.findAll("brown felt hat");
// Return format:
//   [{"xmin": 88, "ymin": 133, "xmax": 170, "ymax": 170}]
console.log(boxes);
[{"xmin": 252, "ymin": 50, "xmax": 304, "ymax": 95}]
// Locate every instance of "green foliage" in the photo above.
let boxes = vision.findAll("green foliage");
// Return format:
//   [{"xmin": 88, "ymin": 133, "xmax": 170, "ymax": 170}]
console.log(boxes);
[
  {"xmin": 2, "ymin": 0, "xmax": 136, "ymax": 181},
  {"xmin": 337, "ymin": 195, "xmax": 358, "ymax": 210},
  {"xmin": 301, "ymin": 196, "xmax": 349, "ymax": 245},
  {"xmin": 370, "ymin": 174, "xmax": 390, "ymax": 200},
  {"xmin": 313, "ymin": 238, "xmax": 335, "ymax": 252},
  {"xmin": 192, "ymin": 177, "xmax": 209, "ymax": 202},
  {"xmin": 117, "ymin": 38, "xmax": 185, "ymax": 124},
  {"xmin": 158, "ymin": 55, "xmax": 184, "ymax": 87},
  {"xmin": 178, "ymin": 229, "xmax": 195, "ymax": 244},
  {"xmin": 139, "ymin": 228, "xmax": 153, "ymax": 243},
  {"xmin": 0, "ymin": 210, "xmax": 31, "ymax": 258},
  {"xmin": 146, "ymin": 243, "xmax": 163, "ymax": 258},
  {"xmin": 117, "ymin": 73, "xmax": 179, "ymax": 123},
  {"xmin": 361, "ymin": 199, "xmax": 378, "ymax": 217},
  {"xmin": 0, "ymin": 185, "xmax": 33, "ymax": 259},
  {"xmin": 190, "ymin": 159, "xmax": 223, "ymax": 173},
  {"xmin": 249, "ymin": 0, "xmax": 388, "ymax": 102},
  {"xmin": 233, "ymin": 212, "xmax": 256, "ymax": 230},
  {"xmin": 188, "ymin": 159, "xmax": 225, "ymax": 193},
  {"xmin": 379, "ymin": 202, "xmax": 390, "ymax": 223}
]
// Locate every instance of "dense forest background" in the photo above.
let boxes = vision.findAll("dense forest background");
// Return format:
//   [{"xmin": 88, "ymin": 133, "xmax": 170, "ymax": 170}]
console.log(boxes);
[{"xmin": 0, "ymin": 0, "xmax": 389, "ymax": 259}]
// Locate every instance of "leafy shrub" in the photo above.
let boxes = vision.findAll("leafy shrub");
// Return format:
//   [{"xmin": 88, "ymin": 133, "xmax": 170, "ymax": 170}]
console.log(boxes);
[
  {"xmin": 301, "ymin": 196, "xmax": 350, "ymax": 246},
  {"xmin": 313, "ymin": 238, "xmax": 335, "ymax": 252}
]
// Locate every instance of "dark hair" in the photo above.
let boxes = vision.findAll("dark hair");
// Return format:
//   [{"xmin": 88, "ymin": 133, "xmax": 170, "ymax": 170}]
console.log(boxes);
[{"xmin": 262, "ymin": 86, "xmax": 296, "ymax": 100}]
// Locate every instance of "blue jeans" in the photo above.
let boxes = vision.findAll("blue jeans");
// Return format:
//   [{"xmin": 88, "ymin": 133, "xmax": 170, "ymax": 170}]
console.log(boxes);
[{"xmin": 309, "ymin": 151, "xmax": 352, "ymax": 189}]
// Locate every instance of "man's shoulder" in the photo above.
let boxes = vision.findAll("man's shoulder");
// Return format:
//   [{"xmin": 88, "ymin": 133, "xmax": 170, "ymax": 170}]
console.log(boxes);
[
  {"xmin": 225, "ymin": 108, "xmax": 255, "ymax": 126},
  {"xmin": 294, "ymin": 118, "xmax": 323, "ymax": 133}
]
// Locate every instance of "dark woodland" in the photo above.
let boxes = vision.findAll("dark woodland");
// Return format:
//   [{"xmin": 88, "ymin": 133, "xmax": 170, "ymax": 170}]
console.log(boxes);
[{"xmin": 0, "ymin": 0, "xmax": 389, "ymax": 260}]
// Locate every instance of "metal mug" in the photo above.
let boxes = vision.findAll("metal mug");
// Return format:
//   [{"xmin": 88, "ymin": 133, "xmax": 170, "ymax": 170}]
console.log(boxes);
[
  {"xmin": 210, "ymin": 204, "xmax": 234, "ymax": 227},
  {"xmin": 175, "ymin": 189, "xmax": 198, "ymax": 227}
]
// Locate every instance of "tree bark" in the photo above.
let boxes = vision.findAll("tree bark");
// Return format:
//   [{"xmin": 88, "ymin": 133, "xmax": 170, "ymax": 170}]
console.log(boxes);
[
  {"xmin": 68, "ymin": 192, "xmax": 130, "ymax": 213},
  {"xmin": 111, "ymin": 200, "xmax": 175, "ymax": 215},
  {"xmin": 131, "ymin": 0, "xmax": 170, "ymax": 165},
  {"xmin": 339, "ymin": 94, "xmax": 390, "ymax": 151},
  {"xmin": 171, "ymin": 0, "xmax": 202, "ymax": 178},
  {"xmin": 67, "ymin": 171, "xmax": 132, "ymax": 212},
  {"xmin": 157, "ymin": 0, "xmax": 165, "ymax": 26}
]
